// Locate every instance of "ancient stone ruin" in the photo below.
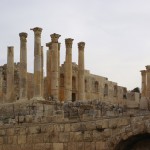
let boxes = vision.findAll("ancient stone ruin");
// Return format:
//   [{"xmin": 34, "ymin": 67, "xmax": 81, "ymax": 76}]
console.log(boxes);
[{"xmin": 0, "ymin": 27, "xmax": 149, "ymax": 150}]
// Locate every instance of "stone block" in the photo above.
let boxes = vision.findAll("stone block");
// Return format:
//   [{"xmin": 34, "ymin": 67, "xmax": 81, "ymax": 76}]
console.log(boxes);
[
  {"xmin": 29, "ymin": 126, "xmax": 41, "ymax": 134},
  {"xmin": 102, "ymin": 120, "xmax": 109, "ymax": 129},
  {"xmin": 59, "ymin": 132, "xmax": 70, "ymax": 142},
  {"xmin": 18, "ymin": 135, "xmax": 26, "ymax": 144},
  {"xmin": 0, "ymin": 137, "xmax": 3, "ymax": 144},
  {"xmin": 76, "ymin": 142, "xmax": 84, "ymax": 150},
  {"xmin": 68, "ymin": 142, "xmax": 76, "ymax": 150},
  {"xmin": 65, "ymin": 124, "xmax": 70, "ymax": 132},
  {"xmin": 25, "ymin": 115, "xmax": 33, "ymax": 123},
  {"xmin": 70, "ymin": 132, "xmax": 83, "ymax": 142},
  {"xmin": 70, "ymin": 123, "xmax": 81, "ymax": 132},
  {"xmin": 96, "ymin": 141, "xmax": 106, "ymax": 150},
  {"xmin": 32, "ymin": 134, "xmax": 44, "ymax": 143},
  {"xmin": 53, "ymin": 143, "xmax": 63, "ymax": 150},
  {"xmin": 0, "ymin": 129, "xmax": 5, "ymax": 136},
  {"xmin": 6, "ymin": 128, "xmax": 15, "ymax": 136},
  {"xmin": 85, "ymin": 122, "xmax": 96, "ymax": 130},
  {"xmin": 34, "ymin": 143, "xmax": 46, "ymax": 150},
  {"xmin": 19, "ymin": 116, "xmax": 25, "ymax": 123},
  {"xmin": 85, "ymin": 142, "xmax": 92, "ymax": 150}
]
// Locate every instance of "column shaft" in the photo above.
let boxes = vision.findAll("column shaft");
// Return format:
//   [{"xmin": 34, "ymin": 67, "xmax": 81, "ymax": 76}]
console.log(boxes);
[
  {"xmin": 19, "ymin": 32, "xmax": 28, "ymax": 100},
  {"xmin": 31, "ymin": 27, "xmax": 43, "ymax": 99},
  {"xmin": 78, "ymin": 42, "xmax": 85, "ymax": 100},
  {"xmin": 146, "ymin": 65, "xmax": 150, "ymax": 97},
  {"xmin": 46, "ymin": 42, "xmax": 52, "ymax": 97},
  {"xmin": 50, "ymin": 33, "xmax": 61, "ymax": 100},
  {"xmin": 0, "ymin": 69, "xmax": 3, "ymax": 103},
  {"xmin": 6, "ymin": 46, "xmax": 14, "ymax": 102},
  {"xmin": 140, "ymin": 70, "xmax": 146, "ymax": 97},
  {"xmin": 64, "ymin": 38, "xmax": 73, "ymax": 101},
  {"xmin": 41, "ymin": 46, "xmax": 44, "ymax": 97}
]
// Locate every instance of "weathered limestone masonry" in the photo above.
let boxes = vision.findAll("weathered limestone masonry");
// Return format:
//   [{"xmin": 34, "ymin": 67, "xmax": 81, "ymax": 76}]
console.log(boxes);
[
  {"xmin": 50, "ymin": 33, "xmax": 61, "ymax": 101},
  {"xmin": 0, "ymin": 100, "xmax": 149, "ymax": 150},
  {"xmin": 19, "ymin": 32, "xmax": 28, "ymax": 101},
  {"xmin": 31, "ymin": 27, "xmax": 44, "ymax": 100},
  {"xmin": 6, "ymin": 47, "xmax": 14, "ymax": 103},
  {"xmin": 78, "ymin": 42, "xmax": 85, "ymax": 100},
  {"xmin": 64, "ymin": 38, "xmax": 74, "ymax": 101}
]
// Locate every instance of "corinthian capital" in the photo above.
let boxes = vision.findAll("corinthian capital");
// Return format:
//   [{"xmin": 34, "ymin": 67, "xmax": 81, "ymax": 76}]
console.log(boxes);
[
  {"xmin": 50, "ymin": 33, "xmax": 61, "ymax": 43},
  {"xmin": 65, "ymin": 38, "xmax": 74, "ymax": 48},
  {"xmin": 19, "ymin": 32, "xmax": 28, "ymax": 42},
  {"xmin": 78, "ymin": 42, "xmax": 85, "ymax": 50},
  {"xmin": 30, "ymin": 27, "xmax": 42, "ymax": 37}
]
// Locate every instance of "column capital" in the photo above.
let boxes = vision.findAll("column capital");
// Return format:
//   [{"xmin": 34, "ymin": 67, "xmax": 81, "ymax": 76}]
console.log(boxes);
[
  {"xmin": 78, "ymin": 42, "xmax": 85, "ymax": 50},
  {"xmin": 30, "ymin": 27, "xmax": 42, "ymax": 36},
  {"xmin": 50, "ymin": 33, "xmax": 61, "ymax": 43},
  {"xmin": 65, "ymin": 38, "xmax": 74, "ymax": 48},
  {"xmin": 19, "ymin": 32, "xmax": 28, "ymax": 42},
  {"xmin": 146, "ymin": 65, "xmax": 150, "ymax": 71},
  {"xmin": 140, "ymin": 70, "xmax": 146, "ymax": 75},
  {"xmin": 7, "ymin": 46, "xmax": 14, "ymax": 56}
]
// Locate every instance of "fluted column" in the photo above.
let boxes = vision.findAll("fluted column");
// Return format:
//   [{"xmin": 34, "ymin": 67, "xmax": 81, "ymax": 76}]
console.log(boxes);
[
  {"xmin": 64, "ymin": 38, "xmax": 74, "ymax": 101},
  {"xmin": 78, "ymin": 42, "xmax": 85, "ymax": 100},
  {"xmin": 31, "ymin": 27, "xmax": 44, "ymax": 100},
  {"xmin": 19, "ymin": 32, "xmax": 28, "ymax": 100},
  {"xmin": 50, "ymin": 33, "xmax": 61, "ymax": 100},
  {"xmin": 0, "ymin": 69, "xmax": 3, "ymax": 103},
  {"xmin": 6, "ymin": 46, "xmax": 14, "ymax": 102},
  {"xmin": 41, "ymin": 46, "xmax": 44, "ymax": 97},
  {"xmin": 46, "ymin": 42, "xmax": 52, "ymax": 97},
  {"xmin": 146, "ymin": 65, "xmax": 150, "ymax": 97},
  {"xmin": 140, "ymin": 70, "xmax": 147, "ymax": 97}
]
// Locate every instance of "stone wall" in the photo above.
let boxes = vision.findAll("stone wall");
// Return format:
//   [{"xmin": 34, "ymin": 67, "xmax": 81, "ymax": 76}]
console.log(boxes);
[{"xmin": 0, "ymin": 100, "xmax": 149, "ymax": 150}]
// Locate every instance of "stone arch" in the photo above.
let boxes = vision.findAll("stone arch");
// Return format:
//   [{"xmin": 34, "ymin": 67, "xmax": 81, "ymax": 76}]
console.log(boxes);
[
  {"xmin": 104, "ymin": 84, "xmax": 108, "ymax": 96},
  {"xmin": 94, "ymin": 81, "xmax": 99, "ymax": 93},
  {"xmin": 123, "ymin": 87, "xmax": 127, "ymax": 99},
  {"xmin": 114, "ymin": 133, "xmax": 150, "ymax": 150},
  {"xmin": 114, "ymin": 85, "xmax": 118, "ymax": 97},
  {"xmin": 106, "ymin": 119, "xmax": 150, "ymax": 150}
]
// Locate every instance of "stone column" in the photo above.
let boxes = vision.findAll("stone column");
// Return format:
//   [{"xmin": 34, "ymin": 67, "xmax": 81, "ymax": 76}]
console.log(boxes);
[
  {"xmin": 146, "ymin": 65, "xmax": 150, "ymax": 97},
  {"xmin": 6, "ymin": 46, "xmax": 14, "ymax": 103},
  {"xmin": 41, "ymin": 46, "xmax": 44, "ymax": 97},
  {"xmin": 46, "ymin": 42, "xmax": 52, "ymax": 98},
  {"xmin": 78, "ymin": 42, "xmax": 85, "ymax": 100},
  {"xmin": 30, "ymin": 27, "xmax": 44, "ymax": 100},
  {"xmin": 50, "ymin": 33, "xmax": 61, "ymax": 100},
  {"xmin": 140, "ymin": 70, "xmax": 147, "ymax": 97},
  {"xmin": 64, "ymin": 38, "xmax": 74, "ymax": 101},
  {"xmin": 0, "ymin": 69, "xmax": 3, "ymax": 103},
  {"xmin": 19, "ymin": 32, "xmax": 28, "ymax": 100}
]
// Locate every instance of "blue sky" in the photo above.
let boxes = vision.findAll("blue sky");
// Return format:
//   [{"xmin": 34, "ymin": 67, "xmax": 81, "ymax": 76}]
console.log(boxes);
[{"xmin": 0, "ymin": 0, "xmax": 150, "ymax": 90}]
